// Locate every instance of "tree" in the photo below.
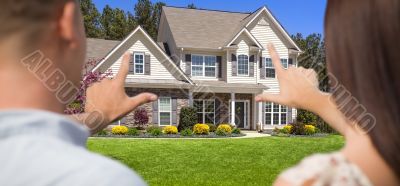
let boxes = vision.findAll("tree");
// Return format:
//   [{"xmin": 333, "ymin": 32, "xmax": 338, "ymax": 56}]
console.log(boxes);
[
  {"xmin": 80, "ymin": 0, "xmax": 102, "ymax": 38},
  {"xmin": 187, "ymin": 3, "xmax": 197, "ymax": 9},
  {"xmin": 100, "ymin": 5, "xmax": 114, "ymax": 39},
  {"xmin": 125, "ymin": 12, "xmax": 137, "ymax": 36},
  {"xmin": 110, "ymin": 8, "xmax": 128, "ymax": 40},
  {"xmin": 135, "ymin": 0, "xmax": 154, "ymax": 37},
  {"xmin": 152, "ymin": 2, "xmax": 166, "ymax": 32}
]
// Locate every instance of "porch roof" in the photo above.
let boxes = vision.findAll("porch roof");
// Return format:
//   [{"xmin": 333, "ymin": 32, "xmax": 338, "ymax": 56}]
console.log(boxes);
[
  {"xmin": 192, "ymin": 81, "xmax": 268, "ymax": 94},
  {"xmin": 125, "ymin": 79, "xmax": 191, "ymax": 89}
]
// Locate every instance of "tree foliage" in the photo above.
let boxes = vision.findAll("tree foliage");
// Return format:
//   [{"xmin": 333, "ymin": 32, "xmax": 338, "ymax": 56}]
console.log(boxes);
[
  {"xmin": 80, "ymin": 0, "xmax": 102, "ymax": 38},
  {"xmin": 187, "ymin": 3, "xmax": 197, "ymax": 9}
]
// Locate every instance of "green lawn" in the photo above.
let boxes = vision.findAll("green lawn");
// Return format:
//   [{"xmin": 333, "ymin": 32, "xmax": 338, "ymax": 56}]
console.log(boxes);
[{"xmin": 87, "ymin": 135, "xmax": 344, "ymax": 186}]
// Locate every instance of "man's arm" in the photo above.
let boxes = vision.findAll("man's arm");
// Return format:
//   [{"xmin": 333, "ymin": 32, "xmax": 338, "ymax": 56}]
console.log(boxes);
[{"xmin": 68, "ymin": 53, "xmax": 157, "ymax": 134}]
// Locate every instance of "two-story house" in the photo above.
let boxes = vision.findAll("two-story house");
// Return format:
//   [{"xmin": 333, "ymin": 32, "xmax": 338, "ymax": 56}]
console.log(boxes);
[{"xmin": 89, "ymin": 6, "xmax": 302, "ymax": 130}]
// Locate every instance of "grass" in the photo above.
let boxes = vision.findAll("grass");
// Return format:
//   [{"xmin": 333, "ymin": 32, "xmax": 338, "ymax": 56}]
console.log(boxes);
[{"xmin": 87, "ymin": 135, "xmax": 344, "ymax": 186}]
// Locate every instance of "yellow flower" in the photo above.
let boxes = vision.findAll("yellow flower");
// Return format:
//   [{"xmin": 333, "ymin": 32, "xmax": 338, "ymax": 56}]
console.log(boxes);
[
  {"xmin": 112, "ymin": 126, "xmax": 128, "ymax": 135},
  {"xmin": 163, "ymin": 126, "xmax": 178, "ymax": 134},
  {"xmin": 217, "ymin": 124, "xmax": 232, "ymax": 134},
  {"xmin": 193, "ymin": 124, "xmax": 210, "ymax": 135}
]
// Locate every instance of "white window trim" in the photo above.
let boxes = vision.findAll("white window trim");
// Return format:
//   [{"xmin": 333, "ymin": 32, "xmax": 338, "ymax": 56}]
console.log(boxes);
[
  {"xmin": 158, "ymin": 97, "xmax": 172, "ymax": 126},
  {"xmin": 194, "ymin": 99, "xmax": 216, "ymax": 124},
  {"xmin": 191, "ymin": 54, "xmax": 217, "ymax": 77},
  {"xmin": 237, "ymin": 54, "xmax": 249, "ymax": 76},
  {"xmin": 264, "ymin": 102, "xmax": 288, "ymax": 125},
  {"xmin": 134, "ymin": 53, "xmax": 145, "ymax": 75},
  {"xmin": 264, "ymin": 57, "xmax": 288, "ymax": 79}
]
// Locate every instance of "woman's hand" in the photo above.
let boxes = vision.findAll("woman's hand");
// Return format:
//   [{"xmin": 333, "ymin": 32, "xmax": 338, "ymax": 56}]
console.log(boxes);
[
  {"xmin": 255, "ymin": 44, "xmax": 327, "ymax": 113},
  {"xmin": 70, "ymin": 53, "xmax": 157, "ymax": 134}
]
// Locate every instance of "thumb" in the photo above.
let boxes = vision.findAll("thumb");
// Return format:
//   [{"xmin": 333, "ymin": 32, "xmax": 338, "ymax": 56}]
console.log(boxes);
[
  {"xmin": 255, "ymin": 93, "xmax": 285, "ymax": 104},
  {"xmin": 127, "ymin": 93, "xmax": 158, "ymax": 110}
]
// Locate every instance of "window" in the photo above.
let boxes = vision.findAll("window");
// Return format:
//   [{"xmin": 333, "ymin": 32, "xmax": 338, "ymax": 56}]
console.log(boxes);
[
  {"xmin": 134, "ymin": 53, "xmax": 144, "ymax": 74},
  {"xmin": 238, "ymin": 55, "xmax": 249, "ymax": 76},
  {"xmin": 265, "ymin": 102, "xmax": 288, "ymax": 125},
  {"xmin": 159, "ymin": 97, "xmax": 171, "ymax": 126},
  {"xmin": 194, "ymin": 99, "xmax": 215, "ymax": 124},
  {"xmin": 191, "ymin": 55, "xmax": 216, "ymax": 77},
  {"xmin": 265, "ymin": 58, "xmax": 288, "ymax": 78}
]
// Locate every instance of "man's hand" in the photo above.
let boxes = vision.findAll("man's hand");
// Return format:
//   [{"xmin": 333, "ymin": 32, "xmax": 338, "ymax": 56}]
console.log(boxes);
[
  {"xmin": 71, "ymin": 53, "xmax": 157, "ymax": 134},
  {"xmin": 255, "ymin": 44, "xmax": 324, "ymax": 112}
]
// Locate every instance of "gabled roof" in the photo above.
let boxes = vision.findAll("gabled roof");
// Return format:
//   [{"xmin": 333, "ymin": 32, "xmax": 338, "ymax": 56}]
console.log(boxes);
[
  {"xmin": 162, "ymin": 6, "xmax": 302, "ymax": 52},
  {"xmin": 162, "ymin": 6, "xmax": 250, "ymax": 49},
  {"xmin": 91, "ymin": 26, "xmax": 194, "ymax": 85},
  {"xmin": 225, "ymin": 28, "xmax": 264, "ymax": 49}
]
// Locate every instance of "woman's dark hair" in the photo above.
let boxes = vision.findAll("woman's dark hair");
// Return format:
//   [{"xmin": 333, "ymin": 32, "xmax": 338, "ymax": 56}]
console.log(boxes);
[{"xmin": 325, "ymin": 0, "xmax": 400, "ymax": 178}]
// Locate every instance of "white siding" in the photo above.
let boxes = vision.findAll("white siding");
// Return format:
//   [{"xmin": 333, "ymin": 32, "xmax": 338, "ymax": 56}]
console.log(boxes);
[
  {"xmin": 227, "ymin": 35, "xmax": 257, "ymax": 84},
  {"xmin": 251, "ymin": 18, "xmax": 289, "ymax": 94},
  {"xmin": 108, "ymin": 33, "xmax": 175, "ymax": 80}
]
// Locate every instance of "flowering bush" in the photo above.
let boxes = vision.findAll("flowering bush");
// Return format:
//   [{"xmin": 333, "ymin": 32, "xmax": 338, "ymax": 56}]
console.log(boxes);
[
  {"xmin": 163, "ymin": 126, "xmax": 178, "ymax": 134},
  {"xmin": 134, "ymin": 108, "xmax": 149, "ymax": 129},
  {"xmin": 281, "ymin": 125, "xmax": 293, "ymax": 134},
  {"xmin": 216, "ymin": 124, "xmax": 232, "ymax": 134},
  {"xmin": 112, "ymin": 126, "xmax": 128, "ymax": 135},
  {"xmin": 304, "ymin": 125, "xmax": 316, "ymax": 135},
  {"xmin": 64, "ymin": 58, "xmax": 112, "ymax": 114},
  {"xmin": 193, "ymin": 124, "xmax": 210, "ymax": 135}
]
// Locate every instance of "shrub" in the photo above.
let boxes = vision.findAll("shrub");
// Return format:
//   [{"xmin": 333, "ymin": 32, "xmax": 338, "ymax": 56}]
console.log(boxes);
[
  {"xmin": 215, "ymin": 129, "xmax": 227, "ymax": 136},
  {"xmin": 178, "ymin": 107, "xmax": 198, "ymax": 131},
  {"xmin": 216, "ymin": 124, "xmax": 232, "ymax": 134},
  {"xmin": 146, "ymin": 126, "xmax": 162, "ymax": 136},
  {"xmin": 281, "ymin": 125, "xmax": 293, "ymax": 134},
  {"xmin": 180, "ymin": 128, "xmax": 193, "ymax": 136},
  {"xmin": 232, "ymin": 128, "xmax": 241, "ymax": 134},
  {"xmin": 134, "ymin": 108, "xmax": 149, "ymax": 129},
  {"xmin": 304, "ymin": 125, "xmax": 317, "ymax": 135},
  {"xmin": 207, "ymin": 124, "xmax": 217, "ymax": 132},
  {"xmin": 111, "ymin": 126, "xmax": 129, "ymax": 135},
  {"xmin": 193, "ymin": 124, "xmax": 210, "ymax": 135},
  {"xmin": 127, "ymin": 128, "xmax": 139, "ymax": 136},
  {"xmin": 291, "ymin": 122, "xmax": 305, "ymax": 135},
  {"xmin": 273, "ymin": 127, "xmax": 281, "ymax": 133},
  {"xmin": 297, "ymin": 109, "xmax": 317, "ymax": 126},
  {"xmin": 163, "ymin": 126, "xmax": 178, "ymax": 134},
  {"xmin": 96, "ymin": 129, "xmax": 108, "ymax": 136}
]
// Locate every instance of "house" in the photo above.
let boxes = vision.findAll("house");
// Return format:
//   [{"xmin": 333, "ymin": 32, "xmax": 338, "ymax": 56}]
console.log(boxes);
[{"xmin": 88, "ymin": 6, "xmax": 302, "ymax": 130}]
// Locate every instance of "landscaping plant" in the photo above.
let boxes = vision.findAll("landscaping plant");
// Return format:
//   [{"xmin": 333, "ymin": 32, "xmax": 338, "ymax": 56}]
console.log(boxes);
[
  {"xmin": 193, "ymin": 124, "xmax": 210, "ymax": 135},
  {"xmin": 180, "ymin": 128, "xmax": 193, "ymax": 136},
  {"xmin": 207, "ymin": 124, "xmax": 217, "ymax": 132},
  {"xmin": 178, "ymin": 107, "xmax": 197, "ymax": 131},
  {"xmin": 163, "ymin": 126, "xmax": 178, "ymax": 134},
  {"xmin": 231, "ymin": 128, "xmax": 241, "ymax": 135},
  {"xmin": 111, "ymin": 126, "xmax": 128, "ymax": 135},
  {"xmin": 133, "ymin": 108, "xmax": 149, "ymax": 129},
  {"xmin": 127, "ymin": 128, "xmax": 139, "ymax": 136},
  {"xmin": 304, "ymin": 125, "xmax": 317, "ymax": 135},
  {"xmin": 216, "ymin": 124, "xmax": 232, "ymax": 134}
]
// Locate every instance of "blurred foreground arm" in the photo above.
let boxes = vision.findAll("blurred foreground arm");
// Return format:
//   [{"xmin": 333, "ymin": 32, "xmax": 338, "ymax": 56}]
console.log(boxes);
[{"xmin": 69, "ymin": 53, "xmax": 157, "ymax": 134}]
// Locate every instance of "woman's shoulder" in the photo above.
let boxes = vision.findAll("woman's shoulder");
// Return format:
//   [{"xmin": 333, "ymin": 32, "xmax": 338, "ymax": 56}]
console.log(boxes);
[{"xmin": 277, "ymin": 152, "xmax": 373, "ymax": 186}]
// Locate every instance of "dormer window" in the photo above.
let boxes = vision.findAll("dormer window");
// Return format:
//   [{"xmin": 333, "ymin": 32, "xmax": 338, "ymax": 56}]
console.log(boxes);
[
  {"xmin": 238, "ymin": 55, "xmax": 249, "ymax": 76},
  {"xmin": 191, "ymin": 55, "xmax": 216, "ymax": 77},
  {"xmin": 134, "ymin": 53, "xmax": 144, "ymax": 74}
]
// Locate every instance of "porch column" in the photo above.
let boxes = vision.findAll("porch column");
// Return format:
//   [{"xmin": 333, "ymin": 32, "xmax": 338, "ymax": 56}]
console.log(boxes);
[
  {"xmin": 258, "ymin": 102, "xmax": 263, "ymax": 131},
  {"xmin": 189, "ymin": 90, "xmax": 193, "ymax": 107},
  {"xmin": 230, "ymin": 92, "xmax": 235, "ymax": 126}
]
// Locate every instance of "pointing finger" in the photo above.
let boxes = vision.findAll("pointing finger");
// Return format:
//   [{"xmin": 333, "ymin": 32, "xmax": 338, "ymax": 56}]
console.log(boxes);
[
  {"xmin": 116, "ymin": 52, "xmax": 131, "ymax": 83},
  {"xmin": 268, "ymin": 44, "xmax": 286, "ymax": 76}
]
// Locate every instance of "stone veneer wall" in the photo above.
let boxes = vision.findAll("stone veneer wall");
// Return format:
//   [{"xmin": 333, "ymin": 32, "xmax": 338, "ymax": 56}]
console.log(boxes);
[{"xmin": 124, "ymin": 87, "xmax": 189, "ymax": 127}]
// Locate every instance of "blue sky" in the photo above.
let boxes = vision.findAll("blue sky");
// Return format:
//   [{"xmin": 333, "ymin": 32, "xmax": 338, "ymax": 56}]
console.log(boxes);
[{"xmin": 93, "ymin": 0, "xmax": 327, "ymax": 36}]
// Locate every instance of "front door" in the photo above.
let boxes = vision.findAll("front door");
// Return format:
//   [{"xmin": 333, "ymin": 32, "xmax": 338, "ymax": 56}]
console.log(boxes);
[{"xmin": 235, "ymin": 102, "xmax": 246, "ymax": 128}]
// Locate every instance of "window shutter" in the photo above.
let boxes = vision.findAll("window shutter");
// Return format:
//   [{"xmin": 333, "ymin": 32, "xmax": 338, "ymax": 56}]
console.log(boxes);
[
  {"xmin": 216, "ymin": 56, "xmax": 222, "ymax": 78},
  {"xmin": 129, "ymin": 53, "xmax": 135, "ymax": 74},
  {"xmin": 288, "ymin": 58, "xmax": 293, "ymax": 66},
  {"xmin": 260, "ymin": 57, "xmax": 266, "ymax": 79},
  {"xmin": 259, "ymin": 57, "xmax": 263, "ymax": 69},
  {"xmin": 185, "ymin": 54, "xmax": 191, "ymax": 76},
  {"xmin": 215, "ymin": 98, "xmax": 221, "ymax": 125},
  {"xmin": 152, "ymin": 101, "xmax": 158, "ymax": 124},
  {"xmin": 145, "ymin": 54, "xmax": 151, "ymax": 75},
  {"xmin": 171, "ymin": 98, "xmax": 178, "ymax": 125},
  {"xmin": 249, "ymin": 55, "xmax": 255, "ymax": 77},
  {"xmin": 287, "ymin": 107, "xmax": 293, "ymax": 124},
  {"xmin": 231, "ymin": 54, "xmax": 237, "ymax": 76}
]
